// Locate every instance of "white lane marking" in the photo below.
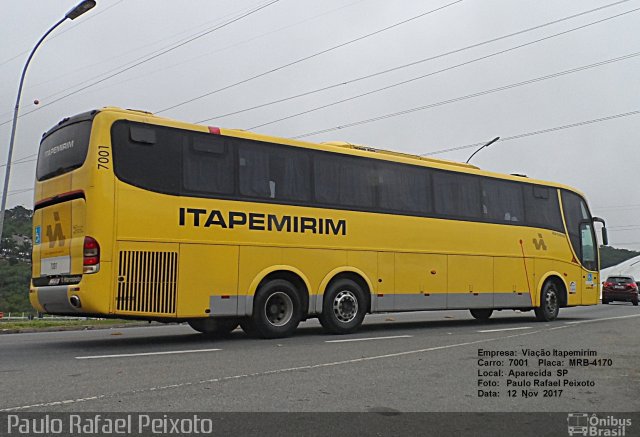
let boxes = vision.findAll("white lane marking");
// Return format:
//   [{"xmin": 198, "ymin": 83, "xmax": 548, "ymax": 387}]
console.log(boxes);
[
  {"xmin": 2, "ymin": 329, "xmax": 545, "ymax": 412},
  {"xmin": 325, "ymin": 335, "xmax": 413, "ymax": 343},
  {"xmin": 3, "ymin": 313, "xmax": 637, "ymax": 411},
  {"xmin": 565, "ymin": 314, "xmax": 640, "ymax": 325},
  {"xmin": 75, "ymin": 348, "xmax": 221, "ymax": 360},
  {"xmin": 477, "ymin": 326, "xmax": 532, "ymax": 333}
]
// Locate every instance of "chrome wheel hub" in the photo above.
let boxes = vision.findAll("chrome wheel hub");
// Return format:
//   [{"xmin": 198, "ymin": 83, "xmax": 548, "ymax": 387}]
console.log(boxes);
[{"xmin": 333, "ymin": 290, "xmax": 358, "ymax": 323}]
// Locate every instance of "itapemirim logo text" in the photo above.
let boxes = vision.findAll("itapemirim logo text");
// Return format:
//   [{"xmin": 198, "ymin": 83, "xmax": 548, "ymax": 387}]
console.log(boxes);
[{"xmin": 567, "ymin": 413, "xmax": 632, "ymax": 436}]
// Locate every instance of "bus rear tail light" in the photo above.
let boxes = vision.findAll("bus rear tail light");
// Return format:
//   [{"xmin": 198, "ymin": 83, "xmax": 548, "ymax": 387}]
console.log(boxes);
[{"xmin": 83, "ymin": 236, "xmax": 100, "ymax": 274}]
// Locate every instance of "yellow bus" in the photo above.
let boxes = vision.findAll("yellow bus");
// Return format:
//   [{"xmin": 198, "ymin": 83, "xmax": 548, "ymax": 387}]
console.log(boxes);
[{"xmin": 30, "ymin": 107, "xmax": 607, "ymax": 338}]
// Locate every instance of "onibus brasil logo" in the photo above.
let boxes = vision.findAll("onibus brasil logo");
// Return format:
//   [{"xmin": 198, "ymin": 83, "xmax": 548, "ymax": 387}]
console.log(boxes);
[{"xmin": 567, "ymin": 413, "xmax": 632, "ymax": 436}]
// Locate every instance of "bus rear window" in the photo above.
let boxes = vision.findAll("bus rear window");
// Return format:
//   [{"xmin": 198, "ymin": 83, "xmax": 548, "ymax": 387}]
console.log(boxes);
[{"xmin": 36, "ymin": 120, "xmax": 92, "ymax": 181}]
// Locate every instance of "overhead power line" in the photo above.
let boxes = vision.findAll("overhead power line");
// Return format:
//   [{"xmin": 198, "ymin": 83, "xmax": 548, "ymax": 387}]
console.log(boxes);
[
  {"xmin": 9, "ymin": 0, "xmax": 371, "ymax": 122},
  {"xmin": 0, "ymin": 0, "xmax": 124, "ymax": 68},
  {"xmin": 0, "ymin": 0, "xmax": 280, "ymax": 129},
  {"xmin": 422, "ymin": 110, "xmax": 640, "ymax": 156},
  {"xmin": 0, "ymin": 0, "xmax": 630, "ymax": 128},
  {"xmin": 0, "ymin": 0, "xmax": 363, "ymax": 121},
  {"xmin": 0, "ymin": 153, "xmax": 38, "ymax": 169},
  {"xmin": 156, "ymin": 0, "xmax": 464, "ymax": 114},
  {"xmin": 592, "ymin": 204, "xmax": 640, "ymax": 211},
  {"xmin": 198, "ymin": 0, "xmax": 635, "ymax": 124},
  {"xmin": 247, "ymin": 7, "xmax": 640, "ymax": 130},
  {"xmin": 291, "ymin": 51, "xmax": 640, "ymax": 139},
  {"xmin": 0, "ymin": 158, "xmax": 37, "ymax": 170},
  {"xmin": 7, "ymin": 188, "xmax": 33, "ymax": 197}
]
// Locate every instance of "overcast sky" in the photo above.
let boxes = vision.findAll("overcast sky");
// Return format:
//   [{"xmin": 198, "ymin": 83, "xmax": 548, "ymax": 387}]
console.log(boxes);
[{"xmin": 1, "ymin": 0, "xmax": 639, "ymax": 249}]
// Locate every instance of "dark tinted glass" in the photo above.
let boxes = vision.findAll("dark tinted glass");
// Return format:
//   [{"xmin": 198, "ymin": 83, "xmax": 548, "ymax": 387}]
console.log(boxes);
[
  {"xmin": 433, "ymin": 171, "xmax": 481, "ymax": 219},
  {"xmin": 378, "ymin": 162, "xmax": 431, "ymax": 213},
  {"xmin": 37, "ymin": 121, "xmax": 92, "ymax": 181},
  {"xmin": 561, "ymin": 190, "xmax": 597, "ymax": 270},
  {"xmin": 482, "ymin": 179, "xmax": 524, "ymax": 223},
  {"xmin": 110, "ymin": 120, "xmax": 573, "ymax": 234},
  {"xmin": 184, "ymin": 133, "xmax": 234, "ymax": 195},
  {"xmin": 314, "ymin": 154, "xmax": 375, "ymax": 208},
  {"xmin": 561, "ymin": 190, "xmax": 585, "ymax": 253},
  {"xmin": 239, "ymin": 142, "xmax": 310, "ymax": 201},
  {"xmin": 524, "ymin": 185, "xmax": 563, "ymax": 231},
  {"xmin": 607, "ymin": 277, "xmax": 634, "ymax": 284},
  {"xmin": 112, "ymin": 121, "xmax": 182, "ymax": 194}
]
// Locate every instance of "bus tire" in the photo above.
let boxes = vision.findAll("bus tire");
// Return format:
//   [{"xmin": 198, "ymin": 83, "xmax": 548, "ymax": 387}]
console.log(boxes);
[
  {"xmin": 319, "ymin": 279, "xmax": 367, "ymax": 334},
  {"xmin": 469, "ymin": 309, "xmax": 493, "ymax": 321},
  {"xmin": 251, "ymin": 279, "xmax": 302, "ymax": 339},
  {"xmin": 534, "ymin": 281, "xmax": 560, "ymax": 322},
  {"xmin": 188, "ymin": 318, "xmax": 239, "ymax": 336}
]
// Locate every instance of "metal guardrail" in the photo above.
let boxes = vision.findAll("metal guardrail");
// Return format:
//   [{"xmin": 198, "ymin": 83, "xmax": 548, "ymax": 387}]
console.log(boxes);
[{"xmin": 0, "ymin": 313, "xmax": 97, "ymax": 321}]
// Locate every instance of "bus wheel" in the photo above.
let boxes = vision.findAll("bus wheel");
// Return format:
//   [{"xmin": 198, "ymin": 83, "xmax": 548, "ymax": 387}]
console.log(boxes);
[
  {"xmin": 188, "ymin": 318, "xmax": 239, "ymax": 336},
  {"xmin": 469, "ymin": 309, "xmax": 493, "ymax": 321},
  {"xmin": 534, "ymin": 281, "xmax": 560, "ymax": 322},
  {"xmin": 252, "ymin": 279, "xmax": 302, "ymax": 339},
  {"xmin": 319, "ymin": 279, "xmax": 367, "ymax": 334}
]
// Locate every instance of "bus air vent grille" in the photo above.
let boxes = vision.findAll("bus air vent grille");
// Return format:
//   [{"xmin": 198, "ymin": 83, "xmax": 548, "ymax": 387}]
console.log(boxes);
[{"xmin": 116, "ymin": 250, "xmax": 177, "ymax": 314}]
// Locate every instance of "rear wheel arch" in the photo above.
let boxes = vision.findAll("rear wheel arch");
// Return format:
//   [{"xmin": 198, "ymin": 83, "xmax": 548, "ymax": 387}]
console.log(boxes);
[
  {"xmin": 249, "ymin": 278, "xmax": 302, "ymax": 338},
  {"xmin": 319, "ymin": 269, "xmax": 373, "ymax": 314},
  {"xmin": 534, "ymin": 277, "xmax": 565, "ymax": 322},
  {"xmin": 535, "ymin": 273, "xmax": 568, "ymax": 307},
  {"xmin": 249, "ymin": 267, "xmax": 310, "ymax": 318}
]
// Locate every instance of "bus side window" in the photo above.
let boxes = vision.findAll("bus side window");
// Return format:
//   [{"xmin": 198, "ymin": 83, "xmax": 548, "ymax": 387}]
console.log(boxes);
[
  {"xmin": 112, "ymin": 121, "xmax": 181, "ymax": 194},
  {"xmin": 183, "ymin": 133, "xmax": 234, "ymax": 195},
  {"xmin": 524, "ymin": 185, "xmax": 563, "ymax": 232},
  {"xmin": 433, "ymin": 171, "xmax": 481, "ymax": 219},
  {"xmin": 238, "ymin": 142, "xmax": 310, "ymax": 201},
  {"xmin": 238, "ymin": 149, "xmax": 271, "ymax": 198},
  {"xmin": 314, "ymin": 155, "xmax": 375, "ymax": 208},
  {"xmin": 481, "ymin": 179, "xmax": 524, "ymax": 224},
  {"xmin": 377, "ymin": 161, "xmax": 431, "ymax": 214}
]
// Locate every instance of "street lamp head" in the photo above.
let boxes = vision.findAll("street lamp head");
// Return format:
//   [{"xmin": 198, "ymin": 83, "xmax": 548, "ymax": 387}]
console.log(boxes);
[{"xmin": 65, "ymin": 0, "xmax": 96, "ymax": 20}]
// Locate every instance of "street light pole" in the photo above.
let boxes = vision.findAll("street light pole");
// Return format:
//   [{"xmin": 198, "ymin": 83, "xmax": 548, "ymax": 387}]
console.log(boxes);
[{"xmin": 0, "ymin": 0, "xmax": 96, "ymax": 250}]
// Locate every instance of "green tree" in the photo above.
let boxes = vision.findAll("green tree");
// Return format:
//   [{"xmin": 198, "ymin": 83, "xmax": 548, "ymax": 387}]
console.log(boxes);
[
  {"xmin": 599, "ymin": 245, "xmax": 640, "ymax": 269},
  {"xmin": 0, "ymin": 259, "xmax": 32, "ymax": 313}
]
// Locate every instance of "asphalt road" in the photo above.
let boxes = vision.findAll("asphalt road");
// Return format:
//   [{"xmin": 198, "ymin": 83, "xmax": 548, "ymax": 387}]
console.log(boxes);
[{"xmin": 1, "ymin": 304, "xmax": 639, "ymax": 413}]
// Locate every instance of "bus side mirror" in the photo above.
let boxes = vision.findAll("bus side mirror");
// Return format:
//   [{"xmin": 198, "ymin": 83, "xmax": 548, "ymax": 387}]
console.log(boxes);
[{"xmin": 592, "ymin": 217, "xmax": 608, "ymax": 246}]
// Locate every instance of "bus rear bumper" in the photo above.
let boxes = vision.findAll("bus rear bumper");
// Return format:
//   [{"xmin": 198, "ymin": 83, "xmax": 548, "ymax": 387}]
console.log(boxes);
[{"xmin": 31, "ymin": 285, "xmax": 83, "ymax": 314}]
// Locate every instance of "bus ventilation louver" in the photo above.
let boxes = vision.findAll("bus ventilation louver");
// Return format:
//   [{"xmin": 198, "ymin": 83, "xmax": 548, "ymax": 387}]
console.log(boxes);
[{"xmin": 116, "ymin": 251, "xmax": 177, "ymax": 314}]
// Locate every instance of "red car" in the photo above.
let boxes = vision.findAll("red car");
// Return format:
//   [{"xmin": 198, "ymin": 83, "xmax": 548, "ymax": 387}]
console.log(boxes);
[{"xmin": 602, "ymin": 276, "xmax": 639, "ymax": 306}]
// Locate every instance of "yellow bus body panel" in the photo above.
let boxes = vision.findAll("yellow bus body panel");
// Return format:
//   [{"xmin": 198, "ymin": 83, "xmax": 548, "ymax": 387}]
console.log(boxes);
[{"xmin": 30, "ymin": 107, "xmax": 599, "ymax": 321}]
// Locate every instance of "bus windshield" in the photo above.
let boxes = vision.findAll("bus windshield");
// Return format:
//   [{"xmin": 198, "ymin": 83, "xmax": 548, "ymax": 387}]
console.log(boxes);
[{"xmin": 36, "ymin": 120, "xmax": 92, "ymax": 181}]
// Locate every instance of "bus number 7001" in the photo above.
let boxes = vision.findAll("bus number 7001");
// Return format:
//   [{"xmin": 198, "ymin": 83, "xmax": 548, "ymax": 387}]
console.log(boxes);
[{"xmin": 97, "ymin": 146, "xmax": 110, "ymax": 170}]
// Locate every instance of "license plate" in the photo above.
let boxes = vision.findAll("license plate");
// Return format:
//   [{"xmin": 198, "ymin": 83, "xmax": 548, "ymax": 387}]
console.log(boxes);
[{"xmin": 41, "ymin": 256, "xmax": 71, "ymax": 276}]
